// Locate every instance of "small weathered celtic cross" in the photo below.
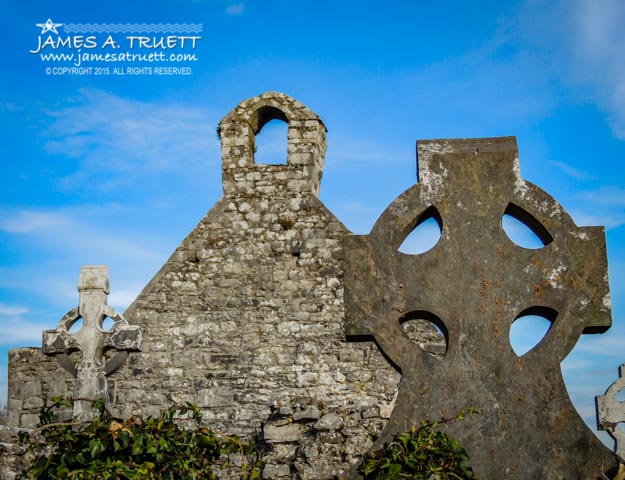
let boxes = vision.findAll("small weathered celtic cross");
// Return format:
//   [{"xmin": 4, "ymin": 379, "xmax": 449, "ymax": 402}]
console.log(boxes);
[
  {"xmin": 43, "ymin": 266, "xmax": 141, "ymax": 421},
  {"xmin": 344, "ymin": 137, "xmax": 617, "ymax": 478},
  {"xmin": 597, "ymin": 364, "xmax": 625, "ymax": 462}
]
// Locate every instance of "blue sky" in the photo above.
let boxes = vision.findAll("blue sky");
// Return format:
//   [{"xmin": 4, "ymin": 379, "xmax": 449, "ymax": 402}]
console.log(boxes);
[{"xmin": 1, "ymin": 0, "xmax": 624, "ymax": 445}]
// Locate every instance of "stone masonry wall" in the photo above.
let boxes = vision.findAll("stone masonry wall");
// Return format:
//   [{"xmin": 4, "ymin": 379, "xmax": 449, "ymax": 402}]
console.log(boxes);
[
  {"xmin": 6, "ymin": 92, "xmax": 444, "ymax": 478},
  {"xmin": 7, "ymin": 348, "xmax": 73, "ymax": 427}
]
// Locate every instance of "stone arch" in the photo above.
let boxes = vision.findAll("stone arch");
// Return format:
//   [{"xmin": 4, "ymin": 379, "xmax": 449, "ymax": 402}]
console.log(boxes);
[{"xmin": 250, "ymin": 105, "xmax": 289, "ymax": 133}]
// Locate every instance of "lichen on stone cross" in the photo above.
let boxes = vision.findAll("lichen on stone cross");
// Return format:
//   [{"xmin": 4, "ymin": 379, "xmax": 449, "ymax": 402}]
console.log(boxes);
[
  {"xmin": 597, "ymin": 363, "xmax": 625, "ymax": 462},
  {"xmin": 344, "ymin": 137, "xmax": 616, "ymax": 478},
  {"xmin": 43, "ymin": 265, "xmax": 141, "ymax": 421}
]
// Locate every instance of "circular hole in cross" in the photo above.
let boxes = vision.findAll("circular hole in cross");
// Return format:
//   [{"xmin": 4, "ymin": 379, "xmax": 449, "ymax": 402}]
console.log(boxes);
[
  {"xmin": 101, "ymin": 317, "xmax": 115, "ymax": 332},
  {"xmin": 509, "ymin": 306, "xmax": 557, "ymax": 356},
  {"xmin": 502, "ymin": 203, "xmax": 553, "ymax": 249},
  {"xmin": 398, "ymin": 206, "xmax": 442, "ymax": 255},
  {"xmin": 399, "ymin": 311, "xmax": 448, "ymax": 356},
  {"xmin": 68, "ymin": 317, "xmax": 84, "ymax": 333}
]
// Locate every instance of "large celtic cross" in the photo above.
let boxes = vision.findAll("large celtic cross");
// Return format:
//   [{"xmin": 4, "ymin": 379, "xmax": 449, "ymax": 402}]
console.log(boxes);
[
  {"xmin": 344, "ymin": 137, "xmax": 616, "ymax": 478},
  {"xmin": 43, "ymin": 266, "xmax": 141, "ymax": 421}
]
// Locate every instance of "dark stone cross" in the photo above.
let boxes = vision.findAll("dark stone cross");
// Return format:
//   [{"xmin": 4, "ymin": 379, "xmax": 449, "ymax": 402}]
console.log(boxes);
[
  {"xmin": 43, "ymin": 266, "xmax": 141, "ymax": 421},
  {"xmin": 344, "ymin": 137, "xmax": 617, "ymax": 478}
]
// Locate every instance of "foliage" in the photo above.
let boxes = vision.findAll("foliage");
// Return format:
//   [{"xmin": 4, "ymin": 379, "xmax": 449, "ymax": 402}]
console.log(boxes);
[
  {"xmin": 358, "ymin": 409, "xmax": 479, "ymax": 480},
  {"xmin": 17, "ymin": 397, "xmax": 264, "ymax": 480}
]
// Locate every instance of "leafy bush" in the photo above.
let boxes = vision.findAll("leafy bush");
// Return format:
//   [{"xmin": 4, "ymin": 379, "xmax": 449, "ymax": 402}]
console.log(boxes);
[
  {"xmin": 358, "ymin": 410, "xmax": 478, "ymax": 479},
  {"xmin": 17, "ymin": 398, "xmax": 264, "ymax": 479}
]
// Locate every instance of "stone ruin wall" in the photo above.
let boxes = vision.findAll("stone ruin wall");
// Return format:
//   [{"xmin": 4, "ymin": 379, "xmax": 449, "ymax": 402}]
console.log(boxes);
[
  {"xmin": 6, "ymin": 92, "xmax": 445, "ymax": 478},
  {"xmin": 7, "ymin": 348, "xmax": 73, "ymax": 427}
]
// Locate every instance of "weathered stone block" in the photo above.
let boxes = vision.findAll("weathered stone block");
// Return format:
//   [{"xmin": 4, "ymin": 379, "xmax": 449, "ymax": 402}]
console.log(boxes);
[
  {"xmin": 293, "ymin": 406, "xmax": 321, "ymax": 422},
  {"xmin": 314, "ymin": 413, "xmax": 343, "ymax": 431},
  {"xmin": 264, "ymin": 423, "xmax": 309, "ymax": 443}
]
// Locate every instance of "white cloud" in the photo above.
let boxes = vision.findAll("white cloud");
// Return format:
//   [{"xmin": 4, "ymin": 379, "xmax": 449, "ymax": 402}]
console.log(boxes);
[
  {"xmin": 44, "ymin": 89, "xmax": 220, "ymax": 191},
  {"xmin": 0, "ymin": 204, "xmax": 170, "ymax": 319},
  {"xmin": 570, "ymin": 210, "xmax": 625, "ymax": 230},
  {"xmin": 0, "ymin": 317, "xmax": 50, "ymax": 346},
  {"xmin": 327, "ymin": 137, "xmax": 405, "ymax": 166},
  {"xmin": 0, "ymin": 205, "xmax": 167, "ymax": 262},
  {"xmin": 577, "ymin": 186, "xmax": 625, "ymax": 206},
  {"xmin": 550, "ymin": 161, "xmax": 596, "ymax": 181},
  {"xmin": 517, "ymin": 0, "xmax": 625, "ymax": 139},
  {"xmin": 561, "ymin": 357, "xmax": 596, "ymax": 373},
  {"xmin": 0, "ymin": 304, "xmax": 50, "ymax": 346},
  {"xmin": 0, "ymin": 102, "xmax": 20, "ymax": 112},
  {"xmin": 567, "ymin": 185, "xmax": 625, "ymax": 229},
  {"xmin": 573, "ymin": 334, "xmax": 625, "ymax": 358},
  {"xmin": 226, "ymin": 3, "xmax": 244, "ymax": 15},
  {"xmin": 0, "ymin": 303, "xmax": 27, "ymax": 315},
  {"xmin": 108, "ymin": 287, "xmax": 143, "ymax": 312},
  {"xmin": 0, "ymin": 210, "xmax": 69, "ymax": 233}
]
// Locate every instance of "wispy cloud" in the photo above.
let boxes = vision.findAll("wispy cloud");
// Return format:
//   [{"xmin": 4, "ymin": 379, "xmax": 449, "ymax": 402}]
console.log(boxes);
[
  {"xmin": 226, "ymin": 3, "xmax": 244, "ymax": 15},
  {"xmin": 516, "ymin": 0, "xmax": 625, "ymax": 140},
  {"xmin": 0, "ymin": 303, "xmax": 27, "ymax": 316},
  {"xmin": 109, "ymin": 286, "xmax": 145, "ymax": 312},
  {"xmin": 0, "ymin": 102, "xmax": 21, "ymax": 112},
  {"xmin": 573, "ymin": 0, "xmax": 625, "ymax": 138},
  {"xmin": 577, "ymin": 186, "xmax": 625, "ymax": 206},
  {"xmin": 551, "ymin": 161, "xmax": 596, "ymax": 181},
  {"xmin": 0, "ymin": 320, "xmax": 50, "ymax": 346},
  {"xmin": 0, "ymin": 210, "xmax": 70, "ymax": 233},
  {"xmin": 44, "ymin": 89, "xmax": 220, "ymax": 191},
  {"xmin": 574, "ymin": 334, "xmax": 625, "ymax": 357},
  {"xmin": 569, "ymin": 185, "xmax": 625, "ymax": 229},
  {"xmin": 0, "ymin": 204, "xmax": 170, "ymax": 317},
  {"xmin": 328, "ymin": 137, "xmax": 406, "ymax": 166},
  {"xmin": 0, "ymin": 308, "xmax": 49, "ymax": 346},
  {"xmin": 0, "ymin": 205, "xmax": 167, "ymax": 262},
  {"xmin": 570, "ymin": 210, "xmax": 625, "ymax": 230}
]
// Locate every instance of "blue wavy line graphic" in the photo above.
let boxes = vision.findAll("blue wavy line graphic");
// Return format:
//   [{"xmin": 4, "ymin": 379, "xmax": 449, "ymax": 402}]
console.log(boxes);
[{"xmin": 63, "ymin": 23, "xmax": 203, "ymax": 34}]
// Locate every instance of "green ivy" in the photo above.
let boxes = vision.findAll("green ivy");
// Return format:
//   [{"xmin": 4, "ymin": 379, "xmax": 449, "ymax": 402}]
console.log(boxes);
[
  {"xmin": 17, "ymin": 397, "xmax": 264, "ymax": 480},
  {"xmin": 358, "ymin": 409, "xmax": 479, "ymax": 480}
]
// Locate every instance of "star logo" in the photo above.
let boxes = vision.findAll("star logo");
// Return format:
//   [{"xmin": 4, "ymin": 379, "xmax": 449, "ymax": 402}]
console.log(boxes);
[{"xmin": 35, "ymin": 18, "xmax": 62, "ymax": 35}]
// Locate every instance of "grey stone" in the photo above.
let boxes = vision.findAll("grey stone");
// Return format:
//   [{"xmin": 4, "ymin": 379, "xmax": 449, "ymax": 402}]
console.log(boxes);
[
  {"xmin": 314, "ymin": 412, "xmax": 343, "ymax": 431},
  {"xmin": 0, "ymin": 426, "xmax": 22, "ymax": 445},
  {"xmin": 262, "ymin": 463, "xmax": 291, "ymax": 478},
  {"xmin": 21, "ymin": 397, "xmax": 43, "ymax": 411},
  {"xmin": 361, "ymin": 407, "xmax": 379, "ymax": 419},
  {"xmin": 317, "ymin": 431, "xmax": 343, "ymax": 444},
  {"xmin": 344, "ymin": 137, "xmax": 616, "ymax": 478},
  {"xmin": 278, "ymin": 405, "xmax": 294, "ymax": 416},
  {"xmin": 597, "ymin": 363, "xmax": 625, "ymax": 462},
  {"xmin": 293, "ymin": 406, "xmax": 322, "ymax": 422},
  {"xmin": 263, "ymin": 423, "xmax": 308, "ymax": 443}
]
